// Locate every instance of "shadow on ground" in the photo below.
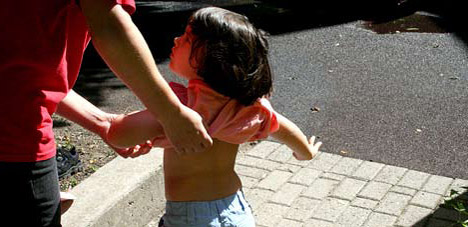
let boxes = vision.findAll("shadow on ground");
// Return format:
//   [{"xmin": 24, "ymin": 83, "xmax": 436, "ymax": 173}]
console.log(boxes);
[{"xmin": 414, "ymin": 188, "xmax": 468, "ymax": 227}]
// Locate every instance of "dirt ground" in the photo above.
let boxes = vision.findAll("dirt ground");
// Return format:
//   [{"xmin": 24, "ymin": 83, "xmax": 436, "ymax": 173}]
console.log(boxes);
[{"xmin": 54, "ymin": 114, "xmax": 118, "ymax": 191}]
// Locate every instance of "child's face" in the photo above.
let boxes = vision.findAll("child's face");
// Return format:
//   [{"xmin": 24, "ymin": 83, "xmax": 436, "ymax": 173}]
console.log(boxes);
[{"xmin": 169, "ymin": 26, "xmax": 199, "ymax": 80}]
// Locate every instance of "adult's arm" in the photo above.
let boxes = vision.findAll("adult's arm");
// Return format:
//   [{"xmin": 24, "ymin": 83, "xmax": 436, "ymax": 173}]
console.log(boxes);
[
  {"xmin": 79, "ymin": 0, "xmax": 212, "ymax": 153},
  {"xmin": 56, "ymin": 90, "xmax": 151, "ymax": 158}
]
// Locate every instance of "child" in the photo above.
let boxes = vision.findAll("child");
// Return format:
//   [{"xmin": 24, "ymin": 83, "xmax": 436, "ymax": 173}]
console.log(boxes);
[{"xmin": 107, "ymin": 7, "xmax": 322, "ymax": 227}]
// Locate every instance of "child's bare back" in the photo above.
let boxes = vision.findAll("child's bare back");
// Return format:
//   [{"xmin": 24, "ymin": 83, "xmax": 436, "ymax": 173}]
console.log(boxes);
[{"xmin": 163, "ymin": 140, "xmax": 241, "ymax": 201}]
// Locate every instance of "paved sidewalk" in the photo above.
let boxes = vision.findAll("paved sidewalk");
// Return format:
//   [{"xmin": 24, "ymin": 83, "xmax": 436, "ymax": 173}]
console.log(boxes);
[
  {"xmin": 232, "ymin": 141, "xmax": 468, "ymax": 227},
  {"xmin": 153, "ymin": 141, "xmax": 467, "ymax": 227}
]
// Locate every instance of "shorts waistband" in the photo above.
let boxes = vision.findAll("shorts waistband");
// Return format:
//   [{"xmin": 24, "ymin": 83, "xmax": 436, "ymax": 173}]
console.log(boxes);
[{"xmin": 165, "ymin": 190, "xmax": 250, "ymax": 217}]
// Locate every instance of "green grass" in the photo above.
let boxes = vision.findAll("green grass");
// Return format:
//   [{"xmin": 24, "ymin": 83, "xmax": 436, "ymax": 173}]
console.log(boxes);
[{"xmin": 442, "ymin": 187, "xmax": 468, "ymax": 227}]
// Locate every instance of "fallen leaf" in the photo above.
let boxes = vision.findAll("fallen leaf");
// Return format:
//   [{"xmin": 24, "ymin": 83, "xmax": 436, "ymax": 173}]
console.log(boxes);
[{"xmin": 310, "ymin": 107, "xmax": 321, "ymax": 112}]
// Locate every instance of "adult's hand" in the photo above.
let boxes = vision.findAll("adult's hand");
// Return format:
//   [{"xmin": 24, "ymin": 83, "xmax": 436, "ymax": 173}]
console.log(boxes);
[{"xmin": 161, "ymin": 105, "xmax": 213, "ymax": 154}]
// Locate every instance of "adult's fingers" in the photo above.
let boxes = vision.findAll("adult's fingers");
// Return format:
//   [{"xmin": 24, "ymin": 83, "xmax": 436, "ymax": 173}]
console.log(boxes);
[
  {"xmin": 115, "ymin": 148, "xmax": 132, "ymax": 158},
  {"xmin": 131, "ymin": 141, "xmax": 152, "ymax": 157},
  {"xmin": 139, "ymin": 140, "xmax": 153, "ymax": 155},
  {"xmin": 198, "ymin": 132, "xmax": 213, "ymax": 151}
]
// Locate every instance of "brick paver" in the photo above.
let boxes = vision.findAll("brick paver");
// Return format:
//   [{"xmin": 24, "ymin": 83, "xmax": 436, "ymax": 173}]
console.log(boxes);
[
  {"xmin": 352, "ymin": 161, "xmax": 385, "ymax": 181},
  {"xmin": 358, "ymin": 181, "xmax": 393, "ymax": 200},
  {"xmin": 284, "ymin": 197, "xmax": 320, "ymax": 221},
  {"xmin": 289, "ymin": 168, "xmax": 322, "ymax": 186},
  {"xmin": 335, "ymin": 206, "xmax": 372, "ymax": 227},
  {"xmin": 362, "ymin": 212, "xmax": 398, "ymax": 227},
  {"xmin": 310, "ymin": 198, "xmax": 349, "ymax": 222},
  {"xmin": 410, "ymin": 191, "xmax": 443, "ymax": 209},
  {"xmin": 397, "ymin": 170, "xmax": 431, "ymax": 190},
  {"xmin": 422, "ymin": 175, "xmax": 453, "ymax": 195},
  {"xmin": 254, "ymin": 203, "xmax": 289, "ymax": 227},
  {"xmin": 271, "ymin": 183, "xmax": 306, "ymax": 206},
  {"xmin": 330, "ymin": 178, "xmax": 367, "ymax": 201},
  {"xmin": 374, "ymin": 165, "xmax": 407, "ymax": 185},
  {"xmin": 395, "ymin": 205, "xmax": 433, "ymax": 227}
]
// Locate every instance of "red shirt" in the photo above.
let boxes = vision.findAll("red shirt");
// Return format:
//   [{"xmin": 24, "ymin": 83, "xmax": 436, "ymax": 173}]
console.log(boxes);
[{"xmin": 0, "ymin": 0, "xmax": 135, "ymax": 162}]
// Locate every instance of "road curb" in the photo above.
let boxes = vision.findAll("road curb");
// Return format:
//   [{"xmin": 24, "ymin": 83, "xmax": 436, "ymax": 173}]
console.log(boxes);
[{"xmin": 62, "ymin": 148, "xmax": 165, "ymax": 227}]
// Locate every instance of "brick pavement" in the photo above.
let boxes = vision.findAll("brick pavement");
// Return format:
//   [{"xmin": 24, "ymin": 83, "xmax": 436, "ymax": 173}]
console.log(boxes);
[{"xmin": 237, "ymin": 141, "xmax": 468, "ymax": 227}]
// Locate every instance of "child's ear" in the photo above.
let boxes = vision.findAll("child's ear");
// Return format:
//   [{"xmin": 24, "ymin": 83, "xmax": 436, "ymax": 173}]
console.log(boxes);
[{"xmin": 189, "ymin": 47, "xmax": 203, "ymax": 69}]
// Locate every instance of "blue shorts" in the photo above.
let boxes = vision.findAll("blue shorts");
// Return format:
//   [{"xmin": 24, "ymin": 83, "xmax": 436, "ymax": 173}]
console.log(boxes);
[{"xmin": 159, "ymin": 190, "xmax": 255, "ymax": 227}]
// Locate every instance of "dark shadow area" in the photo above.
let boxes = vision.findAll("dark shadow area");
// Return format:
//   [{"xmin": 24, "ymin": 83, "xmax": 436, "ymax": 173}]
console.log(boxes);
[
  {"xmin": 52, "ymin": 118, "xmax": 72, "ymax": 128},
  {"xmin": 132, "ymin": 8, "xmax": 192, "ymax": 63},
  {"xmin": 413, "ymin": 188, "xmax": 468, "ymax": 227},
  {"xmin": 72, "ymin": 67, "xmax": 127, "ymax": 107}
]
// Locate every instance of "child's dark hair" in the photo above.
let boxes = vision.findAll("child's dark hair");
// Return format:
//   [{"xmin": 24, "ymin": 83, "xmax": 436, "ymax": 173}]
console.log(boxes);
[{"xmin": 188, "ymin": 7, "xmax": 272, "ymax": 106}]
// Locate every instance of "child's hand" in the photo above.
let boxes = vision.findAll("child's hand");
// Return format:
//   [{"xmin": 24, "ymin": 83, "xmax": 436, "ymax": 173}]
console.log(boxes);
[
  {"xmin": 117, "ymin": 140, "xmax": 154, "ymax": 158},
  {"xmin": 293, "ymin": 136, "xmax": 322, "ymax": 160}
]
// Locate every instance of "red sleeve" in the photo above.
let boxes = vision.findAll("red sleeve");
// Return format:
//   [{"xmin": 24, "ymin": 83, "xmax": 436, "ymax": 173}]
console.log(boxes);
[
  {"xmin": 76, "ymin": 0, "xmax": 136, "ymax": 15},
  {"xmin": 116, "ymin": 0, "xmax": 136, "ymax": 14}
]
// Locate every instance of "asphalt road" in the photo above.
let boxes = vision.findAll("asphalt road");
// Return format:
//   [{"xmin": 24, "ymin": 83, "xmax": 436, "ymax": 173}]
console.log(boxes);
[
  {"xmin": 77, "ymin": 2, "xmax": 468, "ymax": 179},
  {"xmin": 266, "ymin": 21, "xmax": 468, "ymax": 179}
]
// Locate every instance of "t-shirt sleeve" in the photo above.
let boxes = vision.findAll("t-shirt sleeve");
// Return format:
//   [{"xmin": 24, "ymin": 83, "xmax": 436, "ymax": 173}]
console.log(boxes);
[
  {"xmin": 209, "ymin": 98, "xmax": 279, "ymax": 144},
  {"xmin": 116, "ymin": 0, "xmax": 136, "ymax": 14},
  {"xmin": 169, "ymin": 82, "xmax": 188, "ymax": 105},
  {"xmin": 76, "ymin": 0, "xmax": 136, "ymax": 15}
]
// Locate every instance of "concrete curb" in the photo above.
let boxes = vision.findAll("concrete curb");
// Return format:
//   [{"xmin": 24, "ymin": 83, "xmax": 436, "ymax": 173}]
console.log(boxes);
[{"xmin": 62, "ymin": 148, "xmax": 165, "ymax": 227}]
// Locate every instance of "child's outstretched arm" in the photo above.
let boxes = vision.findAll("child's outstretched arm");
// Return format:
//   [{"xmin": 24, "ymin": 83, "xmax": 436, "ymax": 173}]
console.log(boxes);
[
  {"xmin": 107, "ymin": 110, "xmax": 166, "ymax": 149},
  {"xmin": 271, "ymin": 113, "xmax": 322, "ymax": 160}
]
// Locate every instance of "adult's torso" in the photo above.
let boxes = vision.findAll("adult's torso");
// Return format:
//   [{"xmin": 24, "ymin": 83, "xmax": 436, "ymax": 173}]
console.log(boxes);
[{"xmin": 0, "ymin": 0, "xmax": 90, "ymax": 162}]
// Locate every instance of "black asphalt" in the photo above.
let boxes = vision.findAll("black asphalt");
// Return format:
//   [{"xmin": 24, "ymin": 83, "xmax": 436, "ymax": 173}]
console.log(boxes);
[{"xmin": 75, "ymin": 1, "xmax": 468, "ymax": 179}]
